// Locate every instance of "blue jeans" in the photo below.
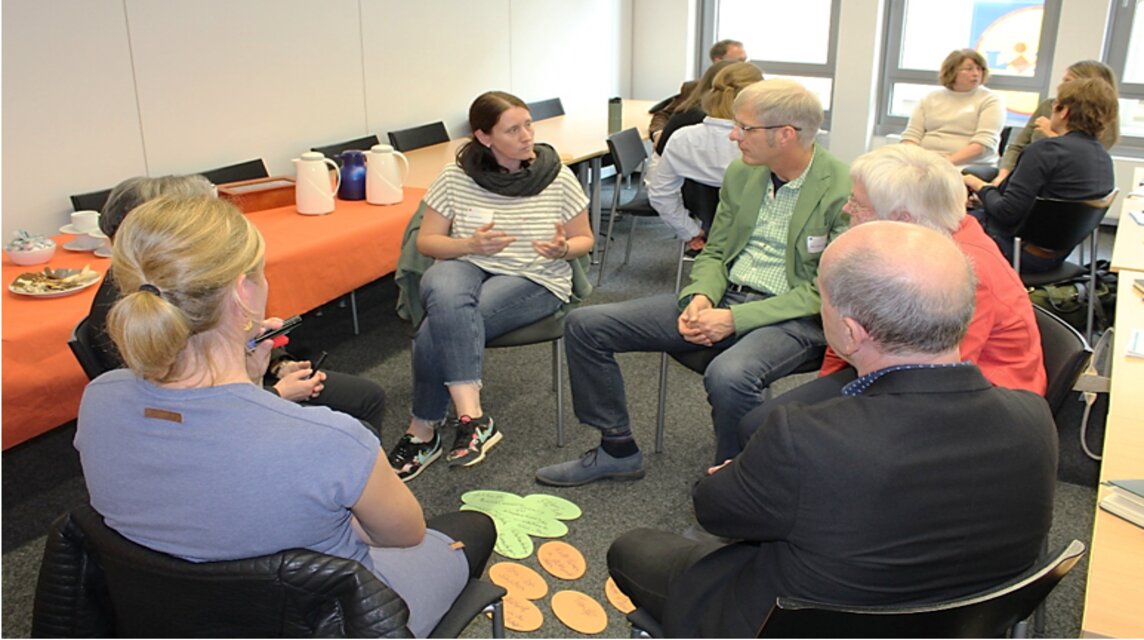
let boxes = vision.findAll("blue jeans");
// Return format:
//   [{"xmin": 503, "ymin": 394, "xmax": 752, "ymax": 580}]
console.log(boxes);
[
  {"xmin": 412, "ymin": 260, "xmax": 563, "ymax": 422},
  {"xmin": 564, "ymin": 292, "xmax": 825, "ymax": 462}
]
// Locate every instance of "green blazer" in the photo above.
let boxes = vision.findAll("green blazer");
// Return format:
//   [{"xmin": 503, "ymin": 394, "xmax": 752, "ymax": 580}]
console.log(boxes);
[{"xmin": 679, "ymin": 144, "xmax": 850, "ymax": 336}]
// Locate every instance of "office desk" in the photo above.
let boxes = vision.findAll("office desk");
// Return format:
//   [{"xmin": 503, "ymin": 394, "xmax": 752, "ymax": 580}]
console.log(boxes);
[
  {"xmin": 1, "ymin": 193, "xmax": 421, "ymax": 449},
  {"xmin": 1080, "ymin": 268, "xmax": 1144, "ymax": 638},
  {"xmin": 403, "ymin": 99, "xmax": 656, "ymax": 240},
  {"xmin": 1110, "ymin": 198, "xmax": 1144, "ymax": 273}
]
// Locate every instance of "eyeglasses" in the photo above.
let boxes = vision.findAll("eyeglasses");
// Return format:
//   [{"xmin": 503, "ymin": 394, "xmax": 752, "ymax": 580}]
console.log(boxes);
[
  {"xmin": 733, "ymin": 120, "xmax": 802, "ymax": 133},
  {"xmin": 844, "ymin": 194, "xmax": 872, "ymax": 212}
]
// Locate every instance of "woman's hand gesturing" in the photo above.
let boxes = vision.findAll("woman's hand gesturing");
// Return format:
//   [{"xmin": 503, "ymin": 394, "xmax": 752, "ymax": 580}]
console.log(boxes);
[{"xmin": 467, "ymin": 221, "xmax": 516, "ymax": 256}]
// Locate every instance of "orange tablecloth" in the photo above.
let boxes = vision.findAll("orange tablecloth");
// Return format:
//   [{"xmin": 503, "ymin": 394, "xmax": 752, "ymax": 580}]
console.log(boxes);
[{"xmin": 1, "ymin": 190, "xmax": 422, "ymax": 449}]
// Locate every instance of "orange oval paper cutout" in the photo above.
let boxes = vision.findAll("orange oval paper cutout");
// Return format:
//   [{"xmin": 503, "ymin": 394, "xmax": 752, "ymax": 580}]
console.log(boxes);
[
  {"xmin": 489, "ymin": 562, "xmax": 549, "ymax": 600},
  {"xmin": 604, "ymin": 576, "xmax": 635, "ymax": 613},
  {"xmin": 502, "ymin": 595, "xmax": 544, "ymax": 632},
  {"xmin": 537, "ymin": 540, "xmax": 587, "ymax": 580},
  {"xmin": 551, "ymin": 589, "xmax": 608, "ymax": 635}
]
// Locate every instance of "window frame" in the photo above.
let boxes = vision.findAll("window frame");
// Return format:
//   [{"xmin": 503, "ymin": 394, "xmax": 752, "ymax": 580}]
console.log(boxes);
[
  {"xmin": 874, "ymin": 0, "xmax": 1063, "ymax": 136},
  {"xmin": 1104, "ymin": 0, "xmax": 1144, "ymax": 154},
  {"xmin": 698, "ymin": 0, "xmax": 842, "ymax": 128}
]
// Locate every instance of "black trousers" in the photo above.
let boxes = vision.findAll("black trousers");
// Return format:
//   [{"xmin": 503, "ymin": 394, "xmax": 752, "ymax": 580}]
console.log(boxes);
[
  {"xmin": 607, "ymin": 528, "xmax": 724, "ymax": 625},
  {"xmin": 426, "ymin": 511, "xmax": 497, "ymax": 580},
  {"xmin": 298, "ymin": 369, "xmax": 386, "ymax": 441}
]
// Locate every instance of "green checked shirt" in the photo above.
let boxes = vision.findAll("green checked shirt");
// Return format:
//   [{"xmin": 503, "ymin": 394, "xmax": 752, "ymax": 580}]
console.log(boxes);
[{"xmin": 727, "ymin": 154, "xmax": 815, "ymax": 296}]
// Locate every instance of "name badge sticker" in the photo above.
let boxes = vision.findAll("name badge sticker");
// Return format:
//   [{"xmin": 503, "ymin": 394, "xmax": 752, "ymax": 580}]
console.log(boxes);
[
  {"xmin": 466, "ymin": 207, "xmax": 495, "ymax": 226},
  {"xmin": 806, "ymin": 235, "xmax": 827, "ymax": 254}
]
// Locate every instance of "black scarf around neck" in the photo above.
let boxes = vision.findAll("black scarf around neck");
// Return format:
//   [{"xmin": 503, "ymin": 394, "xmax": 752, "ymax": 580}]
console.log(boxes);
[{"xmin": 462, "ymin": 143, "xmax": 562, "ymax": 197}]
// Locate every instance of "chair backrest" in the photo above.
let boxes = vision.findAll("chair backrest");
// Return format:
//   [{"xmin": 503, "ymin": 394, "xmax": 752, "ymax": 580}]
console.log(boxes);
[
  {"xmin": 198, "ymin": 158, "xmax": 270, "ymax": 186},
  {"xmin": 313, "ymin": 135, "xmax": 382, "ymax": 166},
  {"xmin": 527, "ymin": 97, "xmax": 565, "ymax": 121},
  {"xmin": 388, "ymin": 122, "xmax": 449, "ymax": 152},
  {"xmin": 1014, "ymin": 191, "xmax": 1117, "ymax": 253},
  {"xmin": 1034, "ymin": 304, "xmax": 1093, "ymax": 416},
  {"xmin": 997, "ymin": 126, "xmax": 1014, "ymax": 157},
  {"xmin": 606, "ymin": 127, "xmax": 648, "ymax": 180},
  {"xmin": 68, "ymin": 316, "xmax": 110, "ymax": 381},
  {"xmin": 757, "ymin": 540, "xmax": 1086, "ymax": 638},
  {"xmin": 32, "ymin": 504, "xmax": 412, "ymax": 638},
  {"xmin": 70, "ymin": 189, "xmax": 112, "ymax": 213},
  {"xmin": 681, "ymin": 179, "xmax": 720, "ymax": 233}
]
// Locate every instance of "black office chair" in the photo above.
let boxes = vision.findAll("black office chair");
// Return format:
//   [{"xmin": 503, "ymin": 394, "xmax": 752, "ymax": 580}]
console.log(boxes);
[
  {"xmin": 67, "ymin": 316, "xmax": 110, "ymax": 381},
  {"xmin": 69, "ymin": 189, "xmax": 112, "ymax": 213},
  {"xmin": 486, "ymin": 313, "xmax": 570, "ymax": 446},
  {"xmin": 388, "ymin": 122, "xmax": 449, "ymax": 152},
  {"xmin": 32, "ymin": 504, "xmax": 506, "ymax": 638},
  {"xmin": 596, "ymin": 127, "xmax": 659, "ymax": 286},
  {"xmin": 1034, "ymin": 305, "xmax": 1092, "ymax": 417},
  {"xmin": 628, "ymin": 540, "xmax": 1085, "ymax": 638},
  {"xmin": 1012, "ymin": 190, "xmax": 1117, "ymax": 341},
  {"xmin": 198, "ymin": 158, "xmax": 270, "ymax": 185},
  {"xmin": 313, "ymin": 135, "xmax": 382, "ymax": 167},
  {"xmin": 527, "ymin": 97, "xmax": 565, "ymax": 121}
]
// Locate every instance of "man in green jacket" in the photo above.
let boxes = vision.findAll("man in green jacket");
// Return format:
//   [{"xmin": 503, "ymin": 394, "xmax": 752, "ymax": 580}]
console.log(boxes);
[{"xmin": 537, "ymin": 79, "xmax": 851, "ymax": 486}]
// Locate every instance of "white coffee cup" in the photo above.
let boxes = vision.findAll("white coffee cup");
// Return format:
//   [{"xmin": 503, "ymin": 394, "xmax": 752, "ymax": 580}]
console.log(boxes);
[{"xmin": 71, "ymin": 210, "xmax": 100, "ymax": 233}]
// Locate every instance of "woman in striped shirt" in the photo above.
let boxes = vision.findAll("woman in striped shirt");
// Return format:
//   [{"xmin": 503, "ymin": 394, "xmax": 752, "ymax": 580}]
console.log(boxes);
[{"xmin": 388, "ymin": 91, "xmax": 594, "ymax": 481}]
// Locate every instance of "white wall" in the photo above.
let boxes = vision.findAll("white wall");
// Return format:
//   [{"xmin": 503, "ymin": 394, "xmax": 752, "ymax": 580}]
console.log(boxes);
[
  {"xmin": 1, "ymin": 0, "xmax": 628, "ymax": 237},
  {"xmin": 630, "ymin": 0, "xmax": 696, "ymax": 100}
]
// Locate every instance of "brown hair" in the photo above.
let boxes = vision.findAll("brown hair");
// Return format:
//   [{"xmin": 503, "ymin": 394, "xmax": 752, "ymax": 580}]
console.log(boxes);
[
  {"xmin": 701, "ymin": 62, "xmax": 764, "ymax": 118},
  {"xmin": 677, "ymin": 60, "xmax": 736, "ymax": 113},
  {"xmin": 939, "ymin": 49, "xmax": 989, "ymax": 89},
  {"xmin": 1055, "ymin": 77, "xmax": 1120, "ymax": 139},
  {"xmin": 457, "ymin": 91, "xmax": 529, "ymax": 174},
  {"xmin": 1065, "ymin": 60, "xmax": 1120, "ymax": 147},
  {"xmin": 709, "ymin": 39, "xmax": 744, "ymax": 62},
  {"xmin": 108, "ymin": 196, "xmax": 265, "ymax": 383}
]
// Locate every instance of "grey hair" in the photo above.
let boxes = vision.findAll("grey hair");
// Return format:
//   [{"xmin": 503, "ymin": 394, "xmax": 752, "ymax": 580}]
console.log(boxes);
[
  {"xmin": 100, "ymin": 174, "xmax": 215, "ymax": 239},
  {"xmin": 850, "ymin": 145, "xmax": 966, "ymax": 232},
  {"xmin": 822, "ymin": 243, "xmax": 976, "ymax": 355},
  {"xmin": 732, "ymin": 78, "xmax": 823, "ymax": 147}
]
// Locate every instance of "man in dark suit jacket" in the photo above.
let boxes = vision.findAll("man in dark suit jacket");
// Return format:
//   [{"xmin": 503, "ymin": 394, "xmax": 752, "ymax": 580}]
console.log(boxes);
[{"xmin": 606, "ymin": 221, "xmax": 1057, "ymax": 638}]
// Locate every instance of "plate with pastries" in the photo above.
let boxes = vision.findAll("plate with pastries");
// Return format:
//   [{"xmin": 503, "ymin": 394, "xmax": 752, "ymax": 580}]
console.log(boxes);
[{"xmin": 9, "ymin": 265, "xmax": 101, "ymax": 298}]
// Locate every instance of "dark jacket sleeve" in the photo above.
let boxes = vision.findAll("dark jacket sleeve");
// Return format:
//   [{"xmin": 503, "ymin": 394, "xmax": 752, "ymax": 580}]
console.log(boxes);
[
  {"xmin": 693, "ymin": 404, "xmax": 800, "ymax": 540},
  {"xmin": 980, "ymin": 139, "xmax": 1056, "ymax": 232}
]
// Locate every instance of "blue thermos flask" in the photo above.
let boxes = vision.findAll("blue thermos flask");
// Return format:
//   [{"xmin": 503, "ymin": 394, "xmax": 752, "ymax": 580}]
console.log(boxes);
[{"xmin": 337, "ymin": 150, "xmax": 367, "ymax": 200}]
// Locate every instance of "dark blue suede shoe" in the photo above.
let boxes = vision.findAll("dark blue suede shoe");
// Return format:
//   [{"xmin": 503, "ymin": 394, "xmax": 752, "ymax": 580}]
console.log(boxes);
[{"xmin": 535, "ymin": 447, "xmax": 645, "ymax": 487}]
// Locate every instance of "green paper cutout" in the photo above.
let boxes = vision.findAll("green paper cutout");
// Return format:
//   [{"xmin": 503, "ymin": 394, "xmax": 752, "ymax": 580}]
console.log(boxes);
[
  {"xmin": 523, "ymin": 493, "xmax": 583, "ymax": 520},
  {"xmin": 462, "ymin": 490, "xmax": 526, "ymax": 510},
  {"xmin": 462, "ymin": 491, "xmax": 584, "ymax": 559},
  {"xmin": 493, "ymin": 526, "xmax": 534, "ymax": 559}
]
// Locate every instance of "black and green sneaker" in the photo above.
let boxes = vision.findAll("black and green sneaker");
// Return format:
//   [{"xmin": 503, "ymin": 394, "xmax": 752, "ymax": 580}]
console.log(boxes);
[
  {"xmin": 387, "ymin": 431, "xmax": 442, "ymax": 482},
  {"xmin": 446, "ymin": 415, "xmax": 502, "ymax": 468}
]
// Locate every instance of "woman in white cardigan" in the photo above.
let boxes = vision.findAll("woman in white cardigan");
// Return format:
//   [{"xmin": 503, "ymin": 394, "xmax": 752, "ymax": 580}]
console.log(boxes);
[{"xmin": 902, "ymin": 48, "xmax": 1005, "ymax": 167}]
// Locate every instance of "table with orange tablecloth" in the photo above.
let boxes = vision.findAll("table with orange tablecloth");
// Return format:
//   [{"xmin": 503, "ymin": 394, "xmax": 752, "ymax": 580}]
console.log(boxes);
[{"xmin": 1, "ymin": 190, "xmax": 422, "ymax": 449}]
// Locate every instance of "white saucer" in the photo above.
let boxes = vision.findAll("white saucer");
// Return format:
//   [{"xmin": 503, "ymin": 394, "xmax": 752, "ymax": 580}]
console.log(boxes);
[
  {"xmin": 63, "ymin": 239, "xmax": 100, "ymax": 252},
  {"xmin": 88, "ymin": 229, "xmax": 109, "ymax": 239},
  {"xmin": 94, "ymin": 246, "xmax": 112, "ymax": 258},
  {"xmin": 60, "ymin": 224, "xmax": 101, "ymax": 235}
]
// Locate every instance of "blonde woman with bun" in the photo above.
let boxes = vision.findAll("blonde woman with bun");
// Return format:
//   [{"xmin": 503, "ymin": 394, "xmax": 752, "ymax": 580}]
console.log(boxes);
[
  {"xmin": 648, "ymin": 61, "xmax": 764, "ymax": 249},
  {"xmin": 992, "ymin": 59, "xmax": 1120, "ymax": 185},
  {"xmin": 76, "ymin": 196, "xmax": 494, "ymax": 637}
]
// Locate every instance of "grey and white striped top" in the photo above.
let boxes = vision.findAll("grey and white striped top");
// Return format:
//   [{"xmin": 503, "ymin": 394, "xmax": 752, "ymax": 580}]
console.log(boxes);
[{"xmin": 424, "ymin": 163, "xmax": 589, "ymax": 302}]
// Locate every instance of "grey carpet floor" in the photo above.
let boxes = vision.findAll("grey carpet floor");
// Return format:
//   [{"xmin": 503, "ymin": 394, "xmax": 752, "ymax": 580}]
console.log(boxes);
[{"xmin": 1, "ymin": 203, "xmax": 1105, "ymax": 638}]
